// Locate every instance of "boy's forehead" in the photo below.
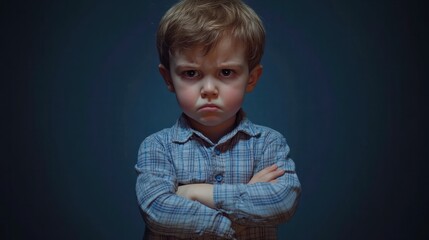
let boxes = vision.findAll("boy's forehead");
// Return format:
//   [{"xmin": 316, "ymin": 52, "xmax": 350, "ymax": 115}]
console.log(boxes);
[
  {"xmin": 169, "ymin": 36, "xmax": 247, "ymax": 64},
  {"xmin": 170, "ymin": 45, "xmax": 206, "ymax": 60}
]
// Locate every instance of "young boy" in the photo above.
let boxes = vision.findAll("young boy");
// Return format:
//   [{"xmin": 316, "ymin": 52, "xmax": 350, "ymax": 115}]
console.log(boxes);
[{"xmin": 135, "ymin": 0, "xmax": 301, "ymax": 239}]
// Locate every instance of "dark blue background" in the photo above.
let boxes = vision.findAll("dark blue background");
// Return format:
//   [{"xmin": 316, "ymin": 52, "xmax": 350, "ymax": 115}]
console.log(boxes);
[{"xmin": 4, "ymin": 0, "xmax": 427, "ymax": 239}]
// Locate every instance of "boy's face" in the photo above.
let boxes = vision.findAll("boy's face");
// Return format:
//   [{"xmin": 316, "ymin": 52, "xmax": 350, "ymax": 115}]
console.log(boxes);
[{"xmin": 159, "ymin": 36, "xmax": 262, "ymax": 131}]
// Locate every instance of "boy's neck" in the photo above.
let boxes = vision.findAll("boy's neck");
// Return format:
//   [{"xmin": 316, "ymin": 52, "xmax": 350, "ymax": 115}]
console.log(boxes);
[{"xmin": 186, "ymin": 114, "xmax": 238, "ymax": 144}]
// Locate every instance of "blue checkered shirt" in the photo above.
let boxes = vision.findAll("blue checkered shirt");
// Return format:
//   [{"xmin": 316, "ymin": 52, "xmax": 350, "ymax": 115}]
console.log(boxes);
[{"xmin": 135, "ymin": 111, "xmax": 301, "ymax": 239}]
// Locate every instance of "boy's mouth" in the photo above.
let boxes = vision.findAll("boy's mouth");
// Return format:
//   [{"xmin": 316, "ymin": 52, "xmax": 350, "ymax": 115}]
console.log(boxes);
[{"xmin": 198, "ymin": 103, "xmax": 220, "ymax": 111}]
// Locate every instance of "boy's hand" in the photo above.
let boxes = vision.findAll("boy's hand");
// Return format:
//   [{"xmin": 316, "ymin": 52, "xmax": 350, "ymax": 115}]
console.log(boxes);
[
  {"xmin": 176, "ymin": 164, "xmax": 284, "ymax": 208},
  {"xmin": 176, "ymin": 184, "xmax": 192, "ymax": 199},
  {"xmin": 248, "ymin": 164, "xmax": 285, "ymax": 184},
  {"xmin": 177, "ymin": 184, "xmax": 215, "ymax": 208}
]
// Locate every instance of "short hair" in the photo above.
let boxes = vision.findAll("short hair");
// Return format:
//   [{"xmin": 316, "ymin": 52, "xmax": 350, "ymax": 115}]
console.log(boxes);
[{"xmin": 157, "ymin": 0, "xmax": 265, "ymax": 71}]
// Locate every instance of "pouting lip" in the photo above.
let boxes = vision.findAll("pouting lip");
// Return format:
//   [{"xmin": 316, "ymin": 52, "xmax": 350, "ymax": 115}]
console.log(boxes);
[{"xmin": 198, "ymin": 103, "xmax": 220, "ymax": 110}]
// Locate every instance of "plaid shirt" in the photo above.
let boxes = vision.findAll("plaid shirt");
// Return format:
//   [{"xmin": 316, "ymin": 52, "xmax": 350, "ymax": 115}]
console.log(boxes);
[{"xmin": 135, "ymin": 111, "xmax": 301, "ymax": 239}]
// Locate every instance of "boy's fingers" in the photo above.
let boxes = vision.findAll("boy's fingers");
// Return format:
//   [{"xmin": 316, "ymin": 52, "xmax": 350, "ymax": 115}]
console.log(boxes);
[
  {"xmin": 252, "ymin": 165, "xmax": 275, "ymax": 179},
  {"xmin": 253, "ymin": 169, "xmax": 284, "ymax": 183},
  {"xmin": 263, "ymin": 169, "xmax": 285, "ymax": 182},
  {"xmin": 268, "ymin": 164, "xmax": 278, "ymax": 170},
  {"xmin": 248, "ymin": 164, "xmax": 284, "ymax": 184},
  {"xmin": 261, "ymin": 165, "xmax": 282, "ymax": 176},
  {"xmin": 258, "ymin": 164, "xmax": 278, "ymax": 175}
]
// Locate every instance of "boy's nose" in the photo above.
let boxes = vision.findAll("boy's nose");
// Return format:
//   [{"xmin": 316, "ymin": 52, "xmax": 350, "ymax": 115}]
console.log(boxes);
[{"xmin": 201, "ymin": 78, "xmax": 218, "ymax": 99}]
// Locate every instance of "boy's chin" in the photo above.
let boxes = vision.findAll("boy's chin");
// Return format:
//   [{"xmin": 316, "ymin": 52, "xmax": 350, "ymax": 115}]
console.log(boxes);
[
  {"xmin": 193, "ymin": 118, "xmax": 225, "ymax": 127},
  {"xmin": 191, "ymin": 115, "xmax": 236, "ymax": 128},
  {"xmin": 185, "ymin": 114, "xmax": 220, "ymax": 125}
]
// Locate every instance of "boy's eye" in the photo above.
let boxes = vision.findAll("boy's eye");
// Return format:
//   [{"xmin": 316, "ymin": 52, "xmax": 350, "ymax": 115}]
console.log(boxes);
[
  {"xmin": 183, "ymin": 70, "xmax": 199, "ymax": 78},
  {"xmin": 220, "ymin": 69, "xmax": 233, "ymax": 77}
]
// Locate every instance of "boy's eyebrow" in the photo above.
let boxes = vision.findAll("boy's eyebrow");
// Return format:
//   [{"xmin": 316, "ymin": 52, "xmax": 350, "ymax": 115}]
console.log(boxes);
[
  {"xmin": 218, "ymin": 62, "xmax": 245, "ymax": 69},
  {"xmin": 173, "ymin": 64, "xmax": 200, "ymax": 72},
  {"xmin": 175, "ymin": 63, "xmax": 200, "ymax": 68},
  {"xmin": 174, "ymin": 62, "xmax": 245, "ymax": 70}
]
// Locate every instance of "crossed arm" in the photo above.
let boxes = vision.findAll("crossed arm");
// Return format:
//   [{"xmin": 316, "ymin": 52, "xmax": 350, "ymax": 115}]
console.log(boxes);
[
  {"xmin": 177, "ymin": 164, "xmax": 285, "ymax": 208},
  {"xmin": 136, "ymin": 134, "xmax": 301, "ymax": 238}
]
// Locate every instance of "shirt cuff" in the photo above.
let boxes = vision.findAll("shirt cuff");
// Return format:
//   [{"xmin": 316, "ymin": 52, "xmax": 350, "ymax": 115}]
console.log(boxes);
[
  {"xmin": 213, "ymin": 183, "xmax": 246, "ymax": 213},
  {"xmin": 212, "ymin": 213, "xmax": 236, "ymax": 239}
]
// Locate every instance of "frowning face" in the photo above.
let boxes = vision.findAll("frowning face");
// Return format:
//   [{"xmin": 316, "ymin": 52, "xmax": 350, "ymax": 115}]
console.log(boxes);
[{"xmin": 159, "ymin": 36, "xmax": 262, "ymax": 139}]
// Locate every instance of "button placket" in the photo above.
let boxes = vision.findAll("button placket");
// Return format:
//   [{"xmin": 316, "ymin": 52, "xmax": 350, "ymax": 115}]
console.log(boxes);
[
  {"xmin": 215, "ymin": 174, "xmax": 224, "ymax": 183},
  {"xmin": 211, "ymin": 146, "xmax": 225, "ymax": 184}
]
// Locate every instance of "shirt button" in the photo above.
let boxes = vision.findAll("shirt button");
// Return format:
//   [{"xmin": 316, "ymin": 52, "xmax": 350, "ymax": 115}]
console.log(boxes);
[
  {"xmin": 215, "ymin": 174, "xmax": 223, "ymax": 183},
  {"xmin": 214, "ymin": 149, "xmax": 221, "ymax": 155}
]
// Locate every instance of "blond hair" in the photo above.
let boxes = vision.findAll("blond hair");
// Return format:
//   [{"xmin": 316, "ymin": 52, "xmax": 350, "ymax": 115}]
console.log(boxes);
[{"xmin": 157, "ymin": 0, "xmax": 265, "ymax": 71}]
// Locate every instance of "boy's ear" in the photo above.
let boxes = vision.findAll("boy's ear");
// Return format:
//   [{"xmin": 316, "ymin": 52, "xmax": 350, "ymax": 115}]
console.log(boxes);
[
  {"xmin": 246, "ymin": 64, "xmax": 263, "ymax": 92},
  {"xmin": 159, "ymin": 64, "xmax": 175, "ymax": 92}
]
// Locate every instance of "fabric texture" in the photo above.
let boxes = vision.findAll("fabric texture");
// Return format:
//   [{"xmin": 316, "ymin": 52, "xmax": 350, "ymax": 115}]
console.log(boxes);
[{"xmin": 135, "ymin": 111, "xmax": 301, "ymax": 239}]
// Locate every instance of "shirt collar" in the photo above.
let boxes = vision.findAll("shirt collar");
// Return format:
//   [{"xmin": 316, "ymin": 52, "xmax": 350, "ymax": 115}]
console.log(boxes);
[{"xmin": 171, "ymin": 109, "xmax": 261, "ymax": 144}]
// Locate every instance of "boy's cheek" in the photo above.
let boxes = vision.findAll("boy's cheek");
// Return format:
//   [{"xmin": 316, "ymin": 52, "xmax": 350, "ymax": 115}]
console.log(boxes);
[
  {"xmin": 221, "ymin": 89, "xmax": 245, "ymax": 108},
  {"xmin": 176, "ymin": 91, "xmax": 197, "ymax": 109}
]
